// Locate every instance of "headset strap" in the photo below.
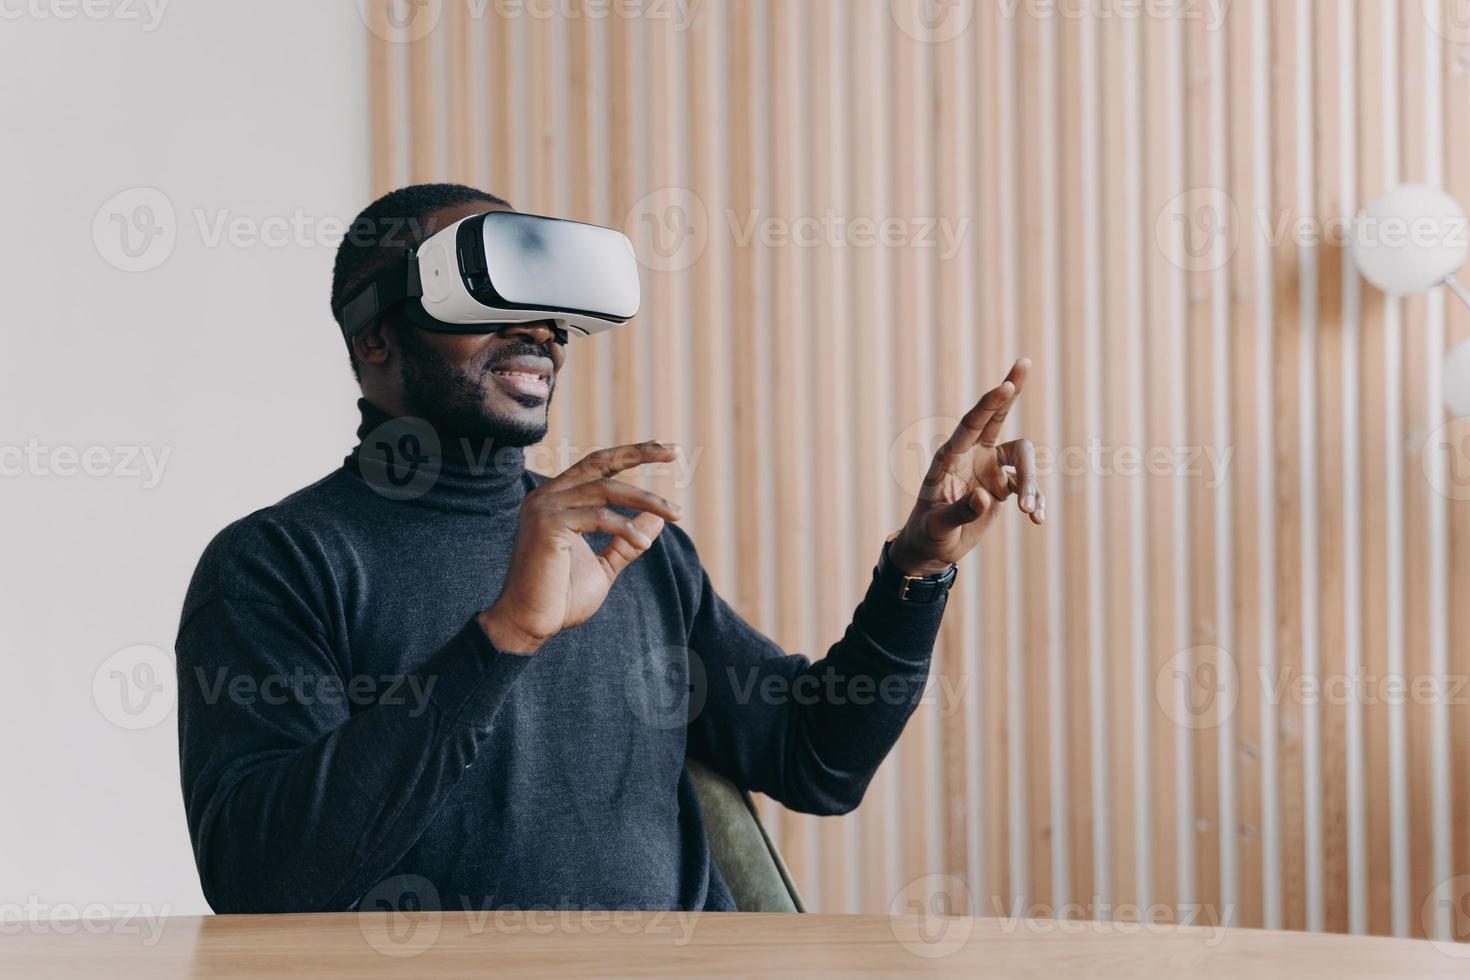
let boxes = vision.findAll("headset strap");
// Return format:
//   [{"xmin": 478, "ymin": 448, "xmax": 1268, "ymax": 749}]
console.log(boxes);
[{"xmin": 334, "ymin": 256, "xmax": 423, "ymax": 341}]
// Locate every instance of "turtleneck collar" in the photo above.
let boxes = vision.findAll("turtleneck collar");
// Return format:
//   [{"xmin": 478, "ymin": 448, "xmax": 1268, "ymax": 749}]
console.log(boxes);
[{"xmin": 345, "ymin": 398, "xmax": 528, "ymax": 515}]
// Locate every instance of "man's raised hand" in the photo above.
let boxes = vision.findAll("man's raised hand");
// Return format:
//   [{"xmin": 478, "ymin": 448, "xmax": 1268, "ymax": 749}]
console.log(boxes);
[
  {"xmin": 887, "ymin": 358, "xmax": 1046, "ymax": 577},
  {"xmin": 478, "ymin": 442, "xmax": 683, "ymax": 653}
]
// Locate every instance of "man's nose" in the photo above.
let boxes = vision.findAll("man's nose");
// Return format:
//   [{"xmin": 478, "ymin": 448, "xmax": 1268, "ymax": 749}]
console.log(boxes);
[{"xmin": 497, "ymin": 320, "xmax": 559, "ymax": 346}]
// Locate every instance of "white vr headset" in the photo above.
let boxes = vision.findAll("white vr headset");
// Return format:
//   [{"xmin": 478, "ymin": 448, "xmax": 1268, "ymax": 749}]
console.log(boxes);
[{"xmin": 335, "ymin": 210, "xmax": 642, "ymax": 343}]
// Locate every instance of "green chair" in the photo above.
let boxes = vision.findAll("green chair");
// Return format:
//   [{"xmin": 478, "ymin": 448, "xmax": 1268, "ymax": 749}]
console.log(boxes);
[{"xmin": 686, "ymin": 759, "xmax": 806, "ymax": 912}]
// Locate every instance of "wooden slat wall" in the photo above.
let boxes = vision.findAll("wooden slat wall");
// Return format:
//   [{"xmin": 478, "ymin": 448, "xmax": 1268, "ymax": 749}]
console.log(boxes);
[{"xmin": 363, "ymin": 0, "xmax": 1470, "ymax": 939}]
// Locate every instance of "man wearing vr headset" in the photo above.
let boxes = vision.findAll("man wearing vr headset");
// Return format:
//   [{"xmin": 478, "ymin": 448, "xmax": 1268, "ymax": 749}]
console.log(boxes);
[{"xmin": 175, "ymin": 184, "xmax": 1045, "ymax": 914}]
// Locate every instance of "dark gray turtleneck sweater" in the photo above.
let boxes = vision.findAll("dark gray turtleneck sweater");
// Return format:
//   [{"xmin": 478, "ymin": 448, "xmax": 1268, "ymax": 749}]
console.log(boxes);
[{"xmin": 175, "ymin": 400, "xmax": 945, "ymax": 914}]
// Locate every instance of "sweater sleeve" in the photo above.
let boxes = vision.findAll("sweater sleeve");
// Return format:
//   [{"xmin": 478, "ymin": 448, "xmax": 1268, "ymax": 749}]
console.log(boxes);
[
  {"xmin": 671, "ymin": 528, "xmax": 946, "ymax": 816},
  {"xmin": 174, "ymin": 519, "xmax": 530, "ymax": 913}
]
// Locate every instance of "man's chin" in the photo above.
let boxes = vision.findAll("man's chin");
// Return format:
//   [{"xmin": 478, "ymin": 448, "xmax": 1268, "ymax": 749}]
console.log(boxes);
[
  {"xmin": 440, "ymin": 402, "xmax": 542, "ymax": 447},
  {"xmin": 483, "ymin": 394, "xmax": 547, "ymax": 433},
  {"xmin": 409, "ymin": 401, "xmax": 547, "ymax": 447},
  {"xmin": 487, "ymin": 425, "xmax": 547, "ymax": 449},
  {"xmin": 486, "ymin": 412, "xmax": 548, "ymax": 448}
]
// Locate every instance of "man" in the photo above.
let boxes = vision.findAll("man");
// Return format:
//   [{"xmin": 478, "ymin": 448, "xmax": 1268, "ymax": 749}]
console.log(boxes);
[{"xmin": 175, "ymin": 183, "xmax": 1045, "ymax": 914}]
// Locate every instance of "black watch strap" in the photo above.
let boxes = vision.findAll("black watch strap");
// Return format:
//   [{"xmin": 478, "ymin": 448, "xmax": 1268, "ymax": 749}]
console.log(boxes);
[{"xmin": 875, "ymin": 538, "xmax": 957, "ymax": 604}]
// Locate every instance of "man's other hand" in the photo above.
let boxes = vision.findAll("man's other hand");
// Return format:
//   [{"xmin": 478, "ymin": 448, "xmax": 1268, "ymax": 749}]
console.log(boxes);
[
  {"xmin": 888, "ymin": 358, "xmax": 1046, "ymax": 577},
  {"xmin": 479, "ymin": 442, "xmax": 684, "ymax": 653}
]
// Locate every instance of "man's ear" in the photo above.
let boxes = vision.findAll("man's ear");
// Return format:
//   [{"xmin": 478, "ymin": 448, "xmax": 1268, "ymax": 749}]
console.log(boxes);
[{"xmin": 352, "ymin": 319, "xmax": 393, "ymax": 368}]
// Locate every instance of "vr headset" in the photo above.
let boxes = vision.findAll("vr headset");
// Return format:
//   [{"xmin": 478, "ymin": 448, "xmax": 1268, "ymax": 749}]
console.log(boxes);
[{"xmin": 334, "ymin": 210, "xmax": 641, "ymax": 344}]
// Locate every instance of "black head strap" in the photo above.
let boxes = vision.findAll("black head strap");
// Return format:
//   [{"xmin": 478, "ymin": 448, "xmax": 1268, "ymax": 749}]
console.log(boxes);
[{"xmin": 335, "ymin": 255, "xmax": 423, "ymax": 342}]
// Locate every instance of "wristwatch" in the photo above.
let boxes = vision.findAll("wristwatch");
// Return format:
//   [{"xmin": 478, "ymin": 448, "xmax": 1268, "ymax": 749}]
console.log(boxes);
[{"xmin": 876, "ymin": 534, "xmax": 957, "ymax": 604}]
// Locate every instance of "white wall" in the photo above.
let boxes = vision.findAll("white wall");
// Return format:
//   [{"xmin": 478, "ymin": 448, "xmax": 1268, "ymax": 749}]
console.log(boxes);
[{"xmin": 0, "ymin": 1, "xmax": 371, "ymax": 918}]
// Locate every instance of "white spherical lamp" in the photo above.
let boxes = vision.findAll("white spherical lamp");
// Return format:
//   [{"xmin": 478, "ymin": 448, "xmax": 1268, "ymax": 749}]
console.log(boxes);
[
  {"xmin": 1352, "ymin": 184, "xmax": 1470, "ymax": 296},
  {"xmin": 1354, "ymin": 185, "xmax": 1470, "ymax": 417}
]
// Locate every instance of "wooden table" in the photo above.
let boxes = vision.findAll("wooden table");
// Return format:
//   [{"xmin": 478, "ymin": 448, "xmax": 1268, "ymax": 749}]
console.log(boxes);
[{"xmin": 6, "ymin": 911, "xmax": 1466, "ymax": 978}]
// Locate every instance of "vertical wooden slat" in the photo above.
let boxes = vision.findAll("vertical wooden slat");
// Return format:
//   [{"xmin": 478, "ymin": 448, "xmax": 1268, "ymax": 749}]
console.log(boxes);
[
  {"xmin": 805, "ymin": 0, "xmax": 859, "ymax": 913},
  {"xmin": 1251, "ymin": 0, "xmax": 1284, "ymax": 930},
  {"xmin": 367, "ymin": 0, "xmax": 404, "ymax": 195},
  {"xmin": 1419, "ymin": 0, "xmax": 1456, "ymax": 945},
  {"xmin": 1056, "ymin": 0, "xmax": 1089, "ymax": 916},
  {"xmin": 1443, "ymin": 0, "xmax": 1470, "ymax": 946},
  {"xmin": 1099, "ymin": 1, "xmax": 1136, "ymax": 919},
  {"xmin": 890, "ymin": 0, "xmax": 945, "ymax": 899},
  {"xmin": 1311, "ymin": 0, "xmax": 1348, "ymax": 937},
  {"xmin": 1016, "ymin": 3, "xmax": 1053, "ymax": 914},
  {"xmin": 848, "ymin": 0, "xmax": 898, "ymax": 911},
  {"xmin": 1064, "ymin": 0, "xmax": 1105, "ymax": 917},
  {"xmin": 930, "ymin": 0, "xmax": 980, "ymax": 911},
  {"xmin": 524, "ymin": 15, "xmax": 558, "ymax": 213},
  {"xmin": 1380, "ymin": 0, "xmax": 1412, "ymax": 936},
  {"xmin": 1297, "ymin": 0, "xmax": 1325, "ymax": 932},
  {"xmin": 1267, "ymin": 0, "xmax": 1308, "ymax": 933},
  {"xmin": 644, "ymin": 0, "xmax": 690, "ymax": 524},
  {"xmin": 1122, "ymin": 4, "xmax": 1155, "ymax": 916},
  {"xmin": 1208, "ymin": 0, "xmax": 1239, "ymax": 926},
  {"xmin": 525, "ymin": 12, "xmax": 571, "ymax": 469},
  {"xmin": 888, "ymin": 0, "xmax": 926, "ymax": 897},
  {"xmin": 1332, "ymin": 0, "xmax": 1370, "ymax": 936},
  {"xmin": 1294, "ymin": 0, "xmax": 1323, "ymax": 932},
  {"xmin": 1182, "ymin": 0, "xmax": 1218, "ymax": 920},
  {"xmin": 1142, "ymin": 0, "xmax": 1181, "ymax": 919},
  {"xmin": 996, "ymin": 8, "xmax": 1033, "ymax": 914},
  {"xmin": 488, "ymin": 13, "xmax": 525, "ymax": 203},
  {"xmin": 1398, "ymin": 0, "xmax": 1436, "ymax": 941},
  {"xmin": 766, "ymin": 0, "xmax": 818, "ymax": 901},
  {"xmin": 1355, "ymin": 0, "xmax": 1394, "ymax": 939},
  {"xmin": 976, "ymin": 0, "xmax": 1014, "ymax": 915},
  {"xmin": 445, "ymin": 0, "xmax": 476, "ymax": 184},
  {"xmin": 563, "ymin": 6, "xmax": 608, "ymax": 460},
  {"xmin": 406, "ymin": 15, "xmax": 438, "ymax": 183},
  {"xmin": 1166, "ymin": 0, "xmax": 1195, "ymax": 916},
  {"xmin": 1039, "ymin": 6, "xmax": 1069, "ymax": 916},
  {"xmin": 606, "ymin": 9, "xmax": 646, "ymax": 451},
  {"xmin": 724, "ymin": 0, "xmax": 781, "ymax": 841},
  {"xmin": 1226, "ymin": 0, "xmax": 1265, "ymax": 930},
  {"xmin": 684, "ymin": 0, "xmax": 733, "ymax": 581},
  {"xmin": 726, "ymin": 0, "xmax": 763, "ymax": 621}
]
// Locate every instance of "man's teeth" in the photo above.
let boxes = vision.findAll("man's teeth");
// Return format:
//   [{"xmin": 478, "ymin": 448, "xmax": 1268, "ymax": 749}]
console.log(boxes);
[{"xmin": 495, "ymin": 370, "xmax": 546, "ymax": 382}]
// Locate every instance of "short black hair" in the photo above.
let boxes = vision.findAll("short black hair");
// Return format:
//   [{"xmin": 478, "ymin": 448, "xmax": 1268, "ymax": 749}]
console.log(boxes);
[{"xmin": 331, "ymin": 182, "xmax": 511, "ymax": 376}]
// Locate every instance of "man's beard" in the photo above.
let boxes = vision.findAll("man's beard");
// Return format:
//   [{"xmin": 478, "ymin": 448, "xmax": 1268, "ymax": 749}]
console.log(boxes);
[{"xmin": 396, "ymin": 324, "xmax": 553, "ymax": 447}]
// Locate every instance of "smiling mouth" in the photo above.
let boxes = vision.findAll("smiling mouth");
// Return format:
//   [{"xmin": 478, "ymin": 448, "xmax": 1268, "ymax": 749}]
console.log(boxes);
[{"xmin": 489, "ymin": 366, "xmax": 552, "ymax": 401}]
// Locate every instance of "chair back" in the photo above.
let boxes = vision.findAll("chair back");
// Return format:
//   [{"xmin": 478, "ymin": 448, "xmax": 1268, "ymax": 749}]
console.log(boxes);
[{"xmin": 686, "ymin": 759, "xmax": 805, "ymax": 913}]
